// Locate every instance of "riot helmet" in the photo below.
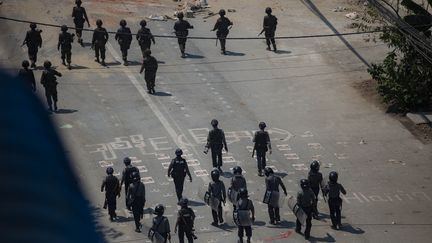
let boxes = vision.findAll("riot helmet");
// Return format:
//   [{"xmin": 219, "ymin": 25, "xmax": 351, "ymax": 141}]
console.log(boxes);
[
  {"xmin": 211, "ymin": 168, "xmax": 220, "ymax": 181},
  {"xmin": 264, "ymin": 167, "xmax": 274, "ymax": 177},
  {"xmin": 22, "ymin": 60, "xmax": 30, "ymax": 68},
  {"xmin": 177, "ymin": 12, "xmax": 184, "ymax": 19},
  {"xmin": 61, "ymin": 25, "xmax": 68, "ymax": 32},
  {"xmin": 140, "ymin": 19, "xmax": 147, "ymax": 27},
  {"xmin": 329, "ymin": 171, "xmax": 338, "ymax": 182},
  {"xmin": 219, "ymin": 9, "xmax": 226, "ymax": 16},
  {"xmin": 119, "ymin": 19, "xmax": 127, "ymax": 27},
  {"xmin": 30, "ymin": 23, "xmax": 37, "ymax": 29},
  {"xmin": 75, "ymin": 0, "xmax": 82, "ymax": 6},
  {"xmin": 233, "ymin": 166, "xmax": 242, "ymax": 175},
  {"xmin": 211, "ymin": 119, "xmax": 218, "ymax": 127},
  {"xmin": 310, "ymin": 160, "xmax": 320, "ymax": 172},
  {"xmin": 131, "ymin": 171, "xmax": 140, "ymax": 182},
  {"xmin": 96, "ymin": 19, "xmax": 103, "ymax": 27},
  {"xmin": 265, "ymin": 7, "xmax": 272, "ymax": 14},
  {"xmin": 239, "ymin": 188, "xmax": 248, "ymax": 198},
  {"xmin": 154, "ymin": 204, "xmax": 165, "ymax": 215},
  {"xmin": 300, "ymin": 179, "xmax": 310, "ymax": 190},
  {"xmin": 43, "ymin": 60, "xmax": 52, "ymax": 68},
  {"xmin": 143, "ymin": 49, "xmax": 152, "ymax": 57},
  {"xmin": 259, "ymin": 122, "xmax": 266, "ymax": 129},
  {"xmin": 175, "ymin": 148, "xmax": 183, "ymax": 156},
  {"xmin": 123, "ymin": 157, "xmax": 131, "ymax": 165},
  {"xmin": 178, "ymin": 197, "xmax": 189, "ymax": 207},
  {"xmin": 106, "ymin": 167, "xmax": 114, "ymax": 175}
]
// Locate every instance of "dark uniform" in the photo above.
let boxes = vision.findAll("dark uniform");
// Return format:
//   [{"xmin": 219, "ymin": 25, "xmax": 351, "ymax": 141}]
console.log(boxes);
[
  {"xmin": 308, "ymin": 168, "xmax": 323, "ymax": 218},
  {"xmin": 120, "ymin": 163, "xmax": 139, "ymax": 207},
  {"xmin": 212, "ymin": 10, "xmax": 233, "ymax": 54},
  {"xmin": 236, "ymin": 195, "xmax": 254, "ymax": 243},
  {"xmin": 231, "ymin": 174, "xmax": 247, "ymax": 205},
  {"xmin": 152, "ymin": 212, "xmax": 171, "ymax": 243},
  {"xmin": 175, "ymin": 200, "xmax": 196, "ymax": 243},
  {"xmin": 139, "ymin": 51, "xmax": 158, "ymax": 94},
  {"xmin": 264, "ymin": 170, "xmax": 287, "ymax": 224},
  {"xmin": 167, "ymin": 151, "xmax": 192, "ymax": 201},
  {"xmin": 253, "ymin": 122, "xmax": 271, "ymax": 176},
  {"xmin": 92, "ymin": 20, "xmax": 109, "ymax": 65},
  {"xmin": 115, "ymin": 21, "xmax": 132, "ymax": 65},
  {"xmin": 58, "ymin": 26, "xmax": 74, "ymax": 69},
  {"xmin": 127, "ymin": 174, "xmax": 146, "ymax": 232},
  {"xmin": 296, "ymin": 180, "xmax": 316, "ymax": 240},
  {"xmin": 23, "ymin": 24, "xmax": 42, "ymax": 68},
  {"xmin": 18, "ymin": 65, "xmax": 36, "ymax": 92},
  {"xmin": 205, "ymin": 120, "xmax": 228, "ymax": 170},
  {"xmin": 174, "ymin": 13, "xmax": 194, "ymax": 57},
  {"xmin": 72, "ymin": 0, "xmax": 90, "ymax": 45},
  {"xmin": 208, "ymin": 170, "xmax": 226, "ymax": 225},
  {"xmin": 101, "ymin": 172, "xmax": 120, "ymax": 221},
  {"xmin": 323, "ymin": 173, "xmax": 346, "ymax": 229},
  {"xmin": 263, "ymin": 8, "xmax": 278, "ymax": 51},
  {"xmin": 136, "ymin": 21, "xmax": 155, "ymax": 56},
  {"xmin": 40, "ymin": 63, "xmax": 62, "ymax": 111}
]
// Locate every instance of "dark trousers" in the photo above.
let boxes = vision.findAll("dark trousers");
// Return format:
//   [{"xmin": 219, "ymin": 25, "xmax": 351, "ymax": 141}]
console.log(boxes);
[
  {"xmin": 210, "ymin": 145, "xmax": 223, "ymax": 168},
  {"xmin": 256, "ymin": 149, "xmax": 266, "ymax": 172},
  {"xmin": 61, "ymin": 49, "xmax": 72, "ymax": 63},
  {"xmin": 216, "ymin": 31, "xmax": 228, "ymax": 51},
  {"xmin": 144, "ymin": 71, "xmax": 156, "ymax": 92},
  {"xmin": 328, "ymin": 197, "xmax": 342, "ymax": 227},
  {"xmin": 265, "ymin": 31, "xmax": 276, "ymax": 47},
  {"xmin": 124, "ymin": 184, "xmax": 130, "ymax": 208},
  {"xmin": 177, "ymin": 37, "xmax": 187, "ymax": 53},
  {"xmin": 28, "ymin": 45, "xmax": 38, "ymax": 63},
  {"xmin": 119, "ymin": 43, "xmax": 129, "ymax": 60},
  {"xmin": 139, "ymin": 42, "xmax": 151, "ymax": 56},
  {"xmin": 268, "ymin": 204, "xmax": 280, "ymax": 222},
  {"xmin": 238, "ymin": 225, "xmax": 252, "ymax": 238},
  {"xmin": 95, "ymin": 44, "xmax": 106, "ymax": 60},
  {"xmin": 173, "ymin": 176, "xmax": 185, "ymax": 201},
  {"xmin": 296, "ymin": 206, "xmax": 312, "ymax": 238},
  {"xmin": 74, "ymin": 21, "xmax": 84, "ymax": 40},
  {"xmin": 178, "ymin": 227, "xmax": 194, "ymax": 243},
  {"xmin": 311, "ymin": 187, "xmax": 320, "ymax": 216},
  {"xmin": 211, "ymin": 202, "xmax": 223, "ymax": 223},
  {"xmin": 106, "ymin": 195, "xmax": 117, "ymax": 218},
  {"xmin": 131, "ymin": 198, "xmax": 144, "ymax": 229},
  {"xmin": 44, "ymin": 88, "xmax": 58, "ymax": 108}
]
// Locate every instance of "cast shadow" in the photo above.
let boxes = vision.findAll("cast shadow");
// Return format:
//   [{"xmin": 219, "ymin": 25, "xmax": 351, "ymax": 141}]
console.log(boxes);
[
  {"xmin": 225, "ymin": 51, "xmax": 245, "ymax": 56},
  {"xmin": 127, "ymin": 60, "xmax": 142, "ymax": 66},
  {"xmin": 157, "ymin": 60, "xmax": 166, "ymax": 64},
  {"xmin": 219, "ymin": 223, "xmax": 237, "ymax": 231},
  {"xmin": 221, "ymin": 171, "xmax": 234, "ymax": 178},
  {"xmin": 114, "ymin": 215, "xmax": 133, "ymax": 223},
  {"xmin": 339, "ymin": 224, "xmax": 365, "ymax": 234},
  {"xmin": 253, "ymin": 220, "xmax": 266, "ymax": 226},
  {"xmin": 54, "ymin": 109, "xmax": 78, "ymax": 114},
  {"xmin": 274, "ymin": 172, "xmax": 288, "ymax": 178},
  {"xmin": 277, "ymin": 220, "xmax": 296, "ymax": 228},
  {"xmin": 70, "ymin": 65, "xmax": 89, "ymax": 70},
  {"xmin": 90, "ymin": 206, "xmax": 125, "ymax": 240},
  {"xmin": 308, "ymin": 233, "xmax": 336, "ymax": 242},
  {"xmin": 185, "ymin": 53, "xmax": 205, "ymax": 59},
  {"xmin": 144, "ymin": 207, "xmax": 154, "ymax": 214},
  {"xmin": 82, "ymin": 42, "xmax": 92, "ymax": 48},
  {"xmin": 274, "ymin": 49, "xmax": 291, "ymax": 54},
  {"xmin": 188, "ymin": 200, "xmax": 206, "ymax": 207},
  {"xmin": 152, "ymin": 91, "xmax": 172, "ymax": 96},
  {"xmin": 105, "ymin": 61, "xmax": 121, "ymax": 66}
]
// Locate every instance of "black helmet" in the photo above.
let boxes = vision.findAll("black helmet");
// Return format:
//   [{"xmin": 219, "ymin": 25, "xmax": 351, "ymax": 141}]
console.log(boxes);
[
  {"xmin": 300, "ymin": 179, "xmax": 310, "ymax": 190},
  {"xmin": 177, "ymin": 12, "xmax": 184, "ymax": 19},
  {"xmin": 175, "ymin": 148, "xmax": 183, "ymax": 156},
  {"xmin": 211, "ymin": 168, "xmax": 220, "ymax": 181},
  {"xmin": 131, "ymin": 171, "xmax": 140, "ymax": 182},
  {"xmin": 75, "ymin": 0, "xmax": 82, "ymax": 5},
  {"xmin": 30, "ymin": 23, "xmax": 37, "ymax": 29},
  {"xmin": 233, "ymin": 166, "xmax": 242, "ymax": 175},
  {"xmin": 22, "ymin": 60, "xmax": 30, "ymax": 68},
  {"xmin": 43, "ymin": 60, "xmax": 52, "ymax": 68},
  {"xmin": 310, "ymin": 160, "xmax": 320, "ymax": 172},
  {"xmin": 264, "ymin": 167, "xmax": 274, "ymax": 177},
  {"xmin": 140, "ymin": 19, "xmax": 147, "ymax": 27},
  {"xmin": 219, "ymin": 9, "xmax": 226, "ymax": 16},
  {"xmin": 106, "ymin": 167, "xmax": 114, "ymax": 175},
  {"xmin": 123, "ymin": 157, "xmax": 131, "ymax": 165},
  {"xmin": 154, "ymin": 204, "xmax": 165, "ymax": 215},
  {"xmin": 61, "ymin": 25, "xmax": 68, "ymax": 32},
  {"xmin": 211, "ymin": 119, "xmax": 218, "ymax": 127},
  {"xmin": 239, "ymin": 188, "xmax": 248, "ymax": 198},
  {"xmin": 329, "ymin": 171, "xmax": 338, "ymax": 182},
  {"xmin": 96, "ymin": 19, "xmax": 103, "ymax": 27},
  {"xmin": 120, "ymin": 19, "xmax": 127, "ymax": 26},
  {"xmin": 265, "ymin": 7, "xmax": 272, "ymax": 14},
  {"xmin": 178, "ymin": 197, "xmax": 189, "ymax": 207},
  {"xmin": 143, "ymin": 49, "xmax": 152, "ymax": 57},
  {"xmin": 259, "ymin": 122, "xmax": 266, "ymax": 129}
]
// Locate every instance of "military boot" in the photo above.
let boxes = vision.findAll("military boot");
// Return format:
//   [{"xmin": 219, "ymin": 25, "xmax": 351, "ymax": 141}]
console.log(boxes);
[
  {"xmin": 62, "ymin": 59, "xmax": 66, "ymax": 65},
  {"xmin": 101, "ymin": 60, "xmax": 106, "ymax": 66},
  {"xmin": 68, "ymin": 63, "xmax": 72, "ymax": 70},
  {"xmin": 273, "ymin": 44, "xmax": 277, "ymax": 52},
  {"xmin": 54, "ymin": 102, "xmax": 58, "ymax": 111}
]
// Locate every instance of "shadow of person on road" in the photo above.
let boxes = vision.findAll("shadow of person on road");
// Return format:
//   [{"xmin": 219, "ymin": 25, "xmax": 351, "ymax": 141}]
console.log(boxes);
[
  {"xmin": 221, "ymin": 171, "xmax": 234, "ymax": 178},
  {"xmin": 152, "ymin": 91, "xmax": 172, "ymax": 97},
  {"xmin": 339, "ymin": 224, "xmax": 365, "ymax": 234},
  {"xmin": 224, "ymin": 51, "xmax": 245, "ymax": 56},
  {"xmin": 274, "ymin": 172, "xmax": 288, "ymax": 178},
  {"xmin": 185, "ymin": 53, "xmax": 205, "ymax": 59},
  {"xmin": 308, "ymin": 233, "xmax": 336, "ymax": 242},
  {"xmin": 276, "ymin": 220, "xmax": 296, "ymax": 228},
  {"xmin": 114, "ymin": 215, "xmax": 134, "ymax": 223},
  {"xmin": 253, "ymin": 220, "xmax": 266, "ymax": 226},
  {"xmin": 218, "ymin": 223, "xmax": 237, "ymax": 231},
  {"xmin": 104, "ymin": 61, "xmax": 122, "ymax": 67},
  {"xmin": 54, "ymin": 109, "xmax": 78, "ymax": 114},
  {"xmin": 126, "ymin": 60, "xmax": 143, "ymax": 66},
  {"xmin": 188, "ymin": 199, "xmax": 206, "ymax": 207},
  {"xmin": 70, "ymin": 65, "xmax": 89, "ymax": 70},
  {"xmin": 274, "ymin": 50, "xmax": 291, "ymax": 54}
]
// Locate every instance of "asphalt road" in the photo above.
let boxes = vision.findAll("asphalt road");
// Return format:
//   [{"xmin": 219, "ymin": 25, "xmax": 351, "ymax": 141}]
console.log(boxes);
[{"xmin": 1, "ymin": 1, "xmax": 432, "ymax": 242}]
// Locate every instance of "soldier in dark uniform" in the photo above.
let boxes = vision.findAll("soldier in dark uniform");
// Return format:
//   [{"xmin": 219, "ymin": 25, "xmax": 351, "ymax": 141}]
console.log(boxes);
[
  {"xmin": 208, "ymin": 169, "xmax": 226, "ymax": 226},
  {"xmin": 18, "ymin": 60, "xmax": 36, "ymax": 92},
  {"xmin": 204, "ymin": 119, "xmax": 228, "ymax": 172},
  {"xmin": 308, "ymin": 160, "xmax": 323, "ymax": 219},
  {"xmin": 253, "ymin": 122, "xmax": 272, "ymax": 176},
  {"xmin": 91, "ymin": 19, "xmax": 108, "ymax": 66},
  {"xmin": 72, "ymin": 0, "xmax": 90, "ymax": 45},
  {"xmin": 236, "ymin": 188, "xmax": 255, "ymax": 243},
  {"xmin": 101, "ymin": 167, "xmax": 120, "ymax": 221},
  {"xmin": 263, "ymin": 7, "xmax": 278, "ymax": 51},
  {"xmin": 152, "ymin": 204, "xmax": 171, "ymax": 243},
  {"xmin": 120, "ymin": 157, "xmax": 139, "ymax": 208},
  {"xmin": 40, "ymin": 61, "xmax": 62, "ymax": 111},
  {"xmin": 174, "ymin": 198, "xmax": 197, "ymax": 243},
  {"xmin": 174, "ymin": 12, "xmax": 194, "ymax": 58},
  {"xmin": 22, "ymin": 23, "xmax": 42, "ymax": 68},
  {"xmin": 230, "ymin": 166, "xmax": 247, "ymax": 208},
  {"xmin": 115, "ymin": 19, "xmax": 132, "ymax": 66},
  {"xmin": 167, "ymin": 149, "xmax": 192, "ymax": 201},
  {"xmin": 57, "ymin": 25, "xmax": 74, "ymax": 70},
  {"xmin": 139, "ymin": 49, "xmax": 158, "ymax": 94},
  {"xmin": 264, "ymin": 167, "xmax": 287, "ymax": 225},
  {"xmin": 136, "ymin": 20, "xmax": 155, "ymax": 56},
  {"xmin": 323, "ymin": 171, "xmax": 346, "ymax": 230},
  {"xmin": 295, "ymin": 179, "xmax": 316, "ymax": 240},
  {"xmin": 211, "ymin": 9, "xmax": 233, "ymax": 55},
  {"xmin": 127, "ymin": 171, "xmax": 146, "ymax": 232}
]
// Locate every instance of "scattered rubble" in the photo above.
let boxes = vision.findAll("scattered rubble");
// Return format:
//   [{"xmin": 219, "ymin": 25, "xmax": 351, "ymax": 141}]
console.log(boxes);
[
  {"xmin": 345, "ymin": 12, "xmax": 359, "ymax": 20},
  {"xmin": 147, "ymin": 15, "xmax": 167, "ymax": 21},
  {"xmin": 227, "ymin": 9, "xmax": 236, "ymax": 13},
  {"xmin": 332, "ymin": 6, "xmax": 347, "ymax": 12}
]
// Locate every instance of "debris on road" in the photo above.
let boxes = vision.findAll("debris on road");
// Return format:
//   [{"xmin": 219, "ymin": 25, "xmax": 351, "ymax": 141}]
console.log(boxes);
[
  {"xmin": 332, "ymin": 6, "xmax": 347, "ymax": 12},
  {"xmin": 147, "ymin": 15, "xmax": 167, "ymax": 21},
  {"xmin": 345, "ymin": 12, "xmax": 359, "ymax": 20},
  {"xmin": 228, "ymin": 8, "xmax": 236, "ymax": 13}
]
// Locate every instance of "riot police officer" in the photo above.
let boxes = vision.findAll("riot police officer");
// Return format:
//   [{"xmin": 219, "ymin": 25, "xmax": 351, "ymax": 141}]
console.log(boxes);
[
  {"xmin": 235, "ymin": 188, "xmax": 255, "ymax": 243},
  {"xmin": 252, "ymin": 122, "xmax": 272, "ymax": 176},
  {"xmin": 40, "ymin": 61, "xmax": 62, "ymax": 111},
  {"xmin": 139, "ymin": 49, "xmax": 158, "ymax": 94},
  {"xmin": 136, "ymin": 20, "xmax": 155, "ymax": 56},
  {"xmin": 57, "ymin": 25, "xmax": 74, "ymax": 70},
  {"xmin": 323, "ymin": 171, "xmax": 346, "ymax": 230},
  {"xmin": 174, "ymin": 198, "xmax": 197, "ymax": 243},
  {"xmin": 295, "ymin": 179, "xmax": 315, "ymax": 240},
  {"xmin": 264, "ymin": 167, "xmax": 287, "ymax": 225},
  {"xmin": 127, "ymin": 171, "xmax": 146, "ymax": 232},
  {"xmin": 115, "ymin": 19, "xmax": 132, "ymax": 66},
  {"xmin": 229, "ymin": 166, "xmax": 247, "ymax": 207},
  {"xmin": 120, "ymin": 157, "xmax": 139, "ymax": 208},
  {"xmin": 212, "ymin": 9, "xmax": 233, "ymax": 54},
  {"xmin": 18, "ymin": 60, "xmax": 36, "ymax": 92},
  {"xmin": 208, "ymin": 168, "xmax": 226, "ymax": 226},
  {"xmin": 22, "ymin": 23, "xmax": 42, "ymax": 68},
  {"xmin": 101, "ymin": 167, "xmax": 120, "ymax": 221},
  {"xmin": 151, "ymin": 204, "xmax": 171, "ymax": 243},
  {"xmin": 91, "ymin": 19, "xmax": 108, "ymax": 66},
  {"xmin": 308, "ymin": 160, "xmax": 323, "ymax": 219},
  {"xmin": 204, "ymin": 119, "xmax": 228, "ymax": 172},
  {"xmin": 262, "ymin": 7, "xmax": 278, "ymax": 51},
  {"xmin": 72, "ymin": 0, "xmax": 90, "ymax": 45},
  {"xmin": 174, "ymin": 12, "xmax": 194, "ymax": 58},
  {"xmin": 167, "ymin": 149, "xmax": 192, "ymax": 201}
]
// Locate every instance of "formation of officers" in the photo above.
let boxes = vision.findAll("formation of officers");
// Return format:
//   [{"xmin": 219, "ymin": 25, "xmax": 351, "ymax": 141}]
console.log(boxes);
[
  {"xmin": 18, "ymin": 0, "xmax": 280, "ymax": 110},
  {"xmin": 100, "ymin": 120, "xmax": 348, "ymax": 243}
]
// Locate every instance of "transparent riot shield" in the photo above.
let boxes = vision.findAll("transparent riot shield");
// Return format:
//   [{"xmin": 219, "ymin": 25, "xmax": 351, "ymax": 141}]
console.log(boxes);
[
  {"xmin": 233, "ymin": 210, "xmax": 252, "ymax": 226},
  {"xmin": 287, "ymin": 194, "xmax": 307, "ymax": 225}
]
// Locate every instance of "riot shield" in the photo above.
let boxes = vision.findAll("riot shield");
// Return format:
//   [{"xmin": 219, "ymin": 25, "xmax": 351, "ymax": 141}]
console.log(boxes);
[
  {"xmin": 233, "ymin": 210, "xmax": 252, "ymax": 226},
  {"xmin": 209, "ymin": 196, "xmax": 220, "ymax": 211},
  {"xmin": 287, "ymin": 195, "xmax": 307, "ymax": 225},
  {"xmin": 263, "ymin": 190, "xmax": 284, "ymax": 208},
  {"xmin": 227, "ymin": 187, "xmax": 238, "ymax": 203}
]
